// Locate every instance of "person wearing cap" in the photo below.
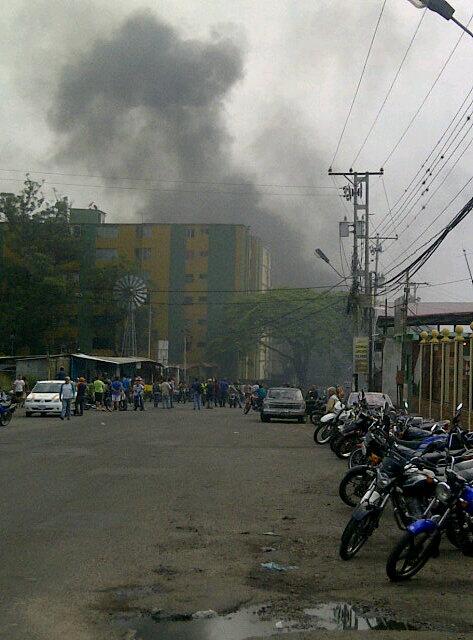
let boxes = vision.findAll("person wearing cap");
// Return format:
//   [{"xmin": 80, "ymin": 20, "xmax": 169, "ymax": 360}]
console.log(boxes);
[
  {"xmin": 59, "ymin": 376, "xmax": 75, "ymax": 421},
  {"xmin": 74, "ymin": 377, "xmax": 87, "ymax": 416}
]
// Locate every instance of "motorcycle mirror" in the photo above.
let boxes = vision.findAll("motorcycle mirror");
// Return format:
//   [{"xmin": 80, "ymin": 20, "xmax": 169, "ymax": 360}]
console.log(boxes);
[
  {"xmin": 404, "ymin": 400, "xmax": 409, "ymax": 410},
  {"xmin": 457, "ymin": 403, "xmax": 463, "ymax": 412}
]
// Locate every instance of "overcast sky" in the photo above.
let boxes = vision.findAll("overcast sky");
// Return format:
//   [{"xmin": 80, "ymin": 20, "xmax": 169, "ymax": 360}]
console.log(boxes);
[{"xmin": 1, "ymin": 0, "xmax": 472, "ymax": 301}]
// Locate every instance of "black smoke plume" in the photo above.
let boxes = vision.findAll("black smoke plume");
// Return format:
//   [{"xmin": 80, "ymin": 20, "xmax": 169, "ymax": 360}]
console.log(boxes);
[{"xmin": 48, "ymin": 10, "xmax": 323, "ymax": 285}]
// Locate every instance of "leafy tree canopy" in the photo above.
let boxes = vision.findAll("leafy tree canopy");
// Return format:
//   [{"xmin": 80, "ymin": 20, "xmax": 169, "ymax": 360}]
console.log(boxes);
[{"xmin": 209, "ymin": 288, "xmax": 351, "ymax": 387}]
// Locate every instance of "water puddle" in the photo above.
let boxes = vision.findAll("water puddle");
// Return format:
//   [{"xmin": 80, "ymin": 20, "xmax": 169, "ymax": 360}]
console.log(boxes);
[{"xmin": 116, "ymin": 602, "xmax": 420, "ymax": 638}]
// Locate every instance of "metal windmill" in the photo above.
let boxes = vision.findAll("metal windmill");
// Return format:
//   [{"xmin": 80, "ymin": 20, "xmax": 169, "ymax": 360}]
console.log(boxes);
[{"xmin": 113, "ymin": 274, "xmax": 148, "ymax": 356}]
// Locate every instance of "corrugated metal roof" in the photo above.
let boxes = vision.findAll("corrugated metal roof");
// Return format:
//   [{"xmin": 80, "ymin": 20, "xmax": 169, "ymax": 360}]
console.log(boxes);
[{"xmin": 71, "ymin": 354, "xmax": 157, "ymax": 365}]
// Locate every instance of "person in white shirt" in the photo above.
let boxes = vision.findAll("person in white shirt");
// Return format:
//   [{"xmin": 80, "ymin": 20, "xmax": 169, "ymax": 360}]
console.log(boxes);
[
  {"xmin": 160, "ymin": 380, "xmax": 171, "ymax": 409},
  {"xmin": 59, "ymin": 377, "xmax": 75, "ymax": 421},
  {"xmin": 13, "ymin": 377, "xmax": 25, "ymax": 403}
]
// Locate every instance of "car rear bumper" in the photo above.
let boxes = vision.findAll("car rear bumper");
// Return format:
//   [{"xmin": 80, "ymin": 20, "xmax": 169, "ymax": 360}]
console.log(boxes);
[{"xmin": 262, "ymin": 408, "xmax": 305, "ymax": 418}]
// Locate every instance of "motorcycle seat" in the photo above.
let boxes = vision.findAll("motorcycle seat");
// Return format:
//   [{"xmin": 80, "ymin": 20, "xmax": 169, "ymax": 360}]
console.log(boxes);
[
  {"xmin": 457, "ymin": 467, "xmax": 473, "ymax": 483},
  {"xmin": 395, "ymin": 439, "xmax": 424, "ymax": 450},
  {"xmin": 454, "ymin": 459, "xmax": 473, "ymax": 471}
]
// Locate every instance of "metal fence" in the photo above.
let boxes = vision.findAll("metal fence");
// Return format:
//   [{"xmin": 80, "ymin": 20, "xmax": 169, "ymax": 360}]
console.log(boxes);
[{"xmin": 411, "ymin": 324, "xmax": 473, "ymax": 429}]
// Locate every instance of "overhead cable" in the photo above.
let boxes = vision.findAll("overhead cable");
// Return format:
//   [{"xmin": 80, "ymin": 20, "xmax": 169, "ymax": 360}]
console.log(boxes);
[
  {"xmin": 329, "ymin": 0, "xmax": 388, "ymax": 169},
  {"xmin": 381, "ymin": 10, "xmax": 473, "ymax": 167},
  {"xmin": 351, "ymin": 10, "xmax": 425, "ymax": 167}
]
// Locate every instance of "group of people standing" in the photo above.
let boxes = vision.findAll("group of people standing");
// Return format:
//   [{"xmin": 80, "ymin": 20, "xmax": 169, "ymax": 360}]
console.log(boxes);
[{"xmin": 152, "ymin": 378, "xmax": 265, "ymax": 411}]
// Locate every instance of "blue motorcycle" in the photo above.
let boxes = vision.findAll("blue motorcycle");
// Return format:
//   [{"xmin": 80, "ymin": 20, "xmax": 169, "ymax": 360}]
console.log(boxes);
[
  {"xmin": 386, "ymin": 404, "xmax": 473, "ymax": 581},
  {"xmin": 0, "ymin": 400, "xmax": 16, "ymax": 427}
]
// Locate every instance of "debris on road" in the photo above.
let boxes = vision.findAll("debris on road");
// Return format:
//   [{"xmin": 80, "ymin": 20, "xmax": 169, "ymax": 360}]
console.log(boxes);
[
  {"xmin": 261, "ymin": 546, "xmax": 276, "ymax": 552},
  {"xmin": 262, "ymin": 531, "xmax": 281, "ymax": 537},
  {"xmin": 261, "ymin": 562, "xmax": 298, "ymax": 572},
  {"xmin": 192, "ymin": 609, "xmax": 218, "ymax": 619}
]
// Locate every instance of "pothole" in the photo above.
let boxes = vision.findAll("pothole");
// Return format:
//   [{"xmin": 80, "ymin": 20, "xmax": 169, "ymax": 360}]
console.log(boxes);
[{"xmin": 115, "ymin": 601, "xmax": 421, "ymax": 638}]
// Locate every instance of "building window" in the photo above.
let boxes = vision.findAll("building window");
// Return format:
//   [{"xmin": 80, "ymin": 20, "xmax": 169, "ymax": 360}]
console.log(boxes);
[
  {"xmin": 186, "ymin": 250, "xmax": 195, "ymax": 259},
  {"xmin": 72, "ymin": 225, "xmax": 82, "ymax": 238},
  {"xmin": 200, "ymin": 227, "xmax": 209, "ymax": 235},
  {"xmin": 197, "ymin": 318, "xmax": 207, "ymax": 325},
  {"xmin": 199, "ymin": 250, "xmax": 209, "ymax": 257},
  {"xmin": 184, "ymin": 296, "xmax": 193, "ymax": 304},
  {"xmin": 198, "ymin": 296, "xmax": 207, "ymax": 303},
  {"xmin": 186, "ymin": 228, "xmax": 195, "ymax": 238},
  {"xmin": 135, "ymin": 247, "xmax": 151, "ymax": 260},
  {"xmin": 185, "ymin": 274, "xmax": 194, "ymax": 283},
  {"xmin": 96, "ymin": 248, "xmax": 118, "ymax": 261},
  {"xmin": 198, "ymin": 273, "xmax": 207, "ymax": 280},
  {"xmin": 97, "ymin": 225, "xmax": 118, "ymax": 239},
  {"xmin": 136, "ymin": 225, "xmax": 152, "ymax": 238},
  {"xmin": 197, "ymin": 341, "xmax": 206, "ymax": 347}
]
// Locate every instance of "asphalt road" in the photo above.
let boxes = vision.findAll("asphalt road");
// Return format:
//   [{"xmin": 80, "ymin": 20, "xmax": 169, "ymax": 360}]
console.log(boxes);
[{"xmin": 0, "ymin": 404, "xmax": 471, "ymax": 640}]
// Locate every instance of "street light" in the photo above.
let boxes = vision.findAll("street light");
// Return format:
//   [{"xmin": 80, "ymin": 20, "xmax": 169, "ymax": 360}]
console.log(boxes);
[
  {"xmin": 314, "ymin": 248, "xmax": 344, "ymax": 279},
  {"xmin": 407, "ymin": 0, "xmax": 473, "ymax": 39}
]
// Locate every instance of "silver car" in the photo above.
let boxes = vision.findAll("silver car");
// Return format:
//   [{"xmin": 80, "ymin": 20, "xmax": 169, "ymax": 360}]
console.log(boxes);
[{"xmin": 261, "ymin": 387, "xmax": 306, "ymax": 423}]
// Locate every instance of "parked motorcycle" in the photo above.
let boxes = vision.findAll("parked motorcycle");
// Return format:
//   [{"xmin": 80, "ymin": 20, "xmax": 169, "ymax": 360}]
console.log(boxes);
[
  {"xmin": 386, "ymin": 404, "xmax": 473, "ymax": 580},
  {"xmin": 0, "ymin": 400, "xmax": 16, "ymax": 427},
  {"xmin": 339, "ymin": 442, "xmax": 440, "ymax": 560}
]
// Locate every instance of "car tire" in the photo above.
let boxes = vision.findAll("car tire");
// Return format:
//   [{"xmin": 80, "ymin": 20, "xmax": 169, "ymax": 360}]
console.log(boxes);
[
  {"xmin": 25, "ymin": 412, "xmax": 32, "ymax": 417},
  {"xmin": 298, "ymin": 416, "xmax": 306, "ymax": 424},
  {"xmin": 261, "ymin": 414, "xmax": 271, "ymax": 423}
]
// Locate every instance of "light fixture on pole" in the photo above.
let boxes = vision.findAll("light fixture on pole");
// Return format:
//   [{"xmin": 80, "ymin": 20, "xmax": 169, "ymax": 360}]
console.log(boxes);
[
  {"xmin": 407, "ymin": 0, "xmax": 473, "ymax": 38},
  {"xmin": 314, "ymin": 248, "xmax": 344, "ymax": 279}
]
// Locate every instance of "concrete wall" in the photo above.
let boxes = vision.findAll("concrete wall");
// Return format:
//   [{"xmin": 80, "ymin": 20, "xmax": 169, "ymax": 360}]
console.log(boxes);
[{"xmin": 382, "ymin": 337, "xmax": 401, "ymax": 404}]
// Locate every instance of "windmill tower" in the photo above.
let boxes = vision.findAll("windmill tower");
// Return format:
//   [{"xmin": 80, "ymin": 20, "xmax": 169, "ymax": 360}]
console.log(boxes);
[{"xmin": 113, "ymin": 275, "xmax": 148, "ymax": 356}]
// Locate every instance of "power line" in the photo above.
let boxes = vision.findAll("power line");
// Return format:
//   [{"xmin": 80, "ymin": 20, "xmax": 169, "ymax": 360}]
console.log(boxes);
[
  {"xmin": 374, "ymin": 82, "xmax": 473, "ymax": 234},
  {"xmin": 381, "ymin": 9, "xmax": 473, "ymax": 167},
  {"xmin": 351, "ymin": 10, "xmax": 425, "ymax": 167},
  {"xmin": 0, "ymin": 176, "xmax": 335, "ymax": 199},
  {"xmin": 383, "ymin": 193, "xmax": 473, "ymax": 289},
  {"xmin": 384, "ymin": 169, "xmax": 473, "ymax": 268},
  {"xmin": 382, "ymin": 118, "xmax": 473, "ymax": 247},
  {"xmin": 0, "ymin": 168, "xmax": 336, "ymax": 191},
  {"xmin": 81, "ymin": 283, "xmax": 350, "ymax": 295},
  {"xmin": 329, "ymin": 0, "xmax": 388, "ymax": 169}
]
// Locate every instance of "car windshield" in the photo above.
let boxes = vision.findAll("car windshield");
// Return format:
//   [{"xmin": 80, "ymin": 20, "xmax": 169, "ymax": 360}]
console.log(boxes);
[
  {"xmin": 32, "ymin": 382, "xmax": 63, "ymax": 394},
  {"xmin": 267, "ymin": 388, "xmax": 302, "ymax": 401},
  {"xmin": 347, "ymin": 392, "xmax": 393, "ymax": 408}
]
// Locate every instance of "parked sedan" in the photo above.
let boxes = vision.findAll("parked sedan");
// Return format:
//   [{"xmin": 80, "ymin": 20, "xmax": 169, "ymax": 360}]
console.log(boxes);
[
  {"xmin": 261, "ymin": 387, "xmax": 306, "ymax": 423},
  {"xmin": 346, "ymin": 391, "xmax": 394, "ymax": 409},
  {"xmin": 25, "ymin": 380, "xmax": 75, "ymax": 417}
]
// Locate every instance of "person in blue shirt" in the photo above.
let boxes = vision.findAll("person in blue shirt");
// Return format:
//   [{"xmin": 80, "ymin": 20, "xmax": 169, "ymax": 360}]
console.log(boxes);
[
  {"xmin": 257, "ymin": 384, "xmax": 267, "ymax": 400},
  {"xmin": 111, "ymin": 376, "xmax": 124, "ymax": 411},
  {"xmin": 122, "ymin": 376, "xmax": 131, "ymax": 404},
  {"xmin": 191, "ymin": 378, "xmax": 203, "ymax": 411},
  {"xmin": 219, "ymin": 379, "xmax": 229, "ymax": 407}
]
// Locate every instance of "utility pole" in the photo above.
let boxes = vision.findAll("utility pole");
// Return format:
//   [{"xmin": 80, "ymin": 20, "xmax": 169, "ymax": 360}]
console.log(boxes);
[
  {"xmin": 369, "ymin": 233, "xmax": 397, "ymax": 391},
  {"xmin": 329, "ymin": 168, "xmax": 383, "ymax": 390}
]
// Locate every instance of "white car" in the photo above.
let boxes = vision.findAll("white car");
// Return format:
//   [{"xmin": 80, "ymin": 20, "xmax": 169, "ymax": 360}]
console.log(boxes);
[{"xmin": 25, "ymin": 380, "xmax": 75, "ymax": 417}]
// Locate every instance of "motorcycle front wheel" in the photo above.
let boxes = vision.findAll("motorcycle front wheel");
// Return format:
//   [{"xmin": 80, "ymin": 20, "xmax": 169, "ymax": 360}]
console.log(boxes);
[
  {"xmin": 313, "ymin": 423, "xmax": 333, "ymax": 445},
  {"xmin": 0, "ymin": 412, "xmax": 12, "ymax": 427},
  {"xmin": 446, "ymin": 513, "xmax": 473, "ymax": 555},
  {"xmin": 339, "ymin": 511, "xmax": 378, "ymax": 560},
  {"xmin": 348, "ymin": 448, "xmax": 366, "ymax": 469},
  {"xmin": 386, "ymin": 530, "xmax": 440, "ymax": 581},
  {"xmin": 335, "ymin": 435, "xmax": 359, "ymax": 459},
  {"xmin": 339, "ymin": 466, "xmax": 372, "ymax": 507}
]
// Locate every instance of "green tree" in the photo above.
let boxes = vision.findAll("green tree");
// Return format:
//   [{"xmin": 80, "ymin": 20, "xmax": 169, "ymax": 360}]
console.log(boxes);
[
  {"xmin": 0, "ymin": 178, "xmax": 125, "ymax": 355},
  {"xmin": 209, "ymin": 289, "xmax": 351, "ymax": 387}
]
